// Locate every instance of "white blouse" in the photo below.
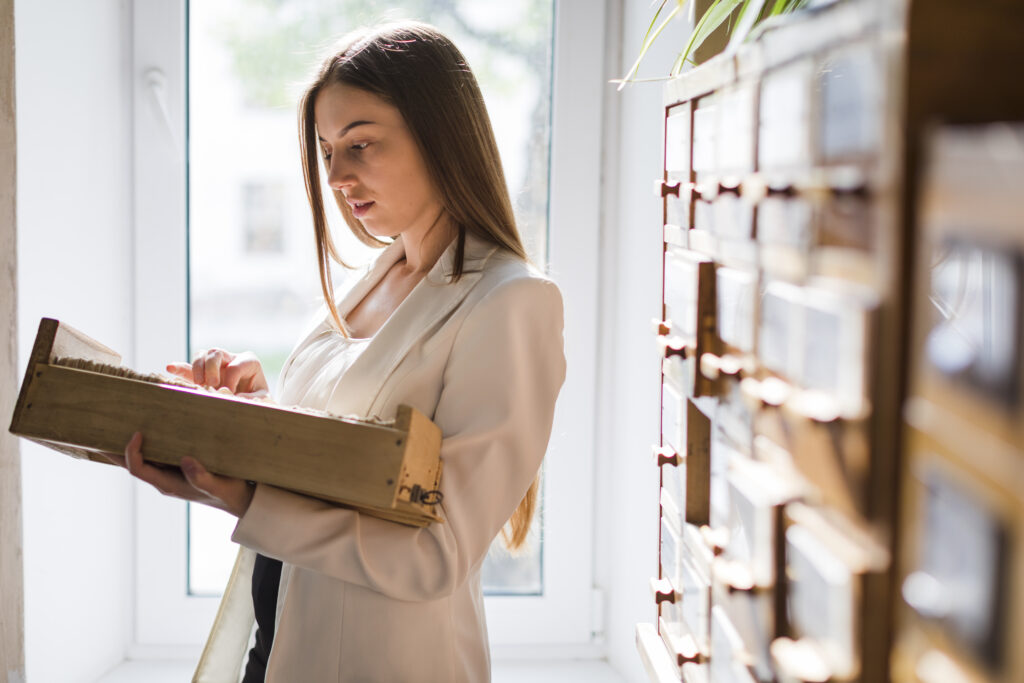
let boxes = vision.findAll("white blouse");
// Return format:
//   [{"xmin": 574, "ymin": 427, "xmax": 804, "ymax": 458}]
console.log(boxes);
[{"xmin": 276, "ymin": 320, "xmax": 372, "ymax": 411}]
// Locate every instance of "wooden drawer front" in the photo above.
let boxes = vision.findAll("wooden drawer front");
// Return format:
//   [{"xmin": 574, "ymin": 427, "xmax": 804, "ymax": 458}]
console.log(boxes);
[
  {"xmin": 757, "ymin": 195, "xmax": 812, "ymax": 249},
  {"xmin": 663, "ymin": 380, "xmax": 685, "ymax": 455},
  {"xmin": 926, "ymin": 238, "xmax": 1023, "ymax": 408},
  {"xmin": 722, "ymin": 458, "xmax": 790, "ymax": 590},
  {"xmin": 682, "ymin": 526, "xmax": 714, "ymax": 656},
  {"xmin": 785, "ymin": 519, "xmax": 859, "ymax": 679},
  {"xmin": 758, "ymin": 63, "xmax": 812, "ymax": 172},
  {"xmin": 717, "ymin": 83, "xmax": 757, "ymax": 175},
  {"xmin": 716, "ymin": 267, "xmax": 757, "ymax": 354},
  {"xmin": 819, "ymin": 44, "xmax": 881, "ymax": 163},
  {"xmin": 664, "ymin": 248, "xmax": 717, "ymax": 398},
  {"xmin": 661, "ymin": 514, "xmax": 684, "ymax": 591},
  {"xmin": 693, "ymin": 95, "xmax": 719, "ymax": 176},
  {"xmin": 665, "ymin": 169, "xmax": 690, "ymax": 232},
  {"xmin": 710, "ymin": 427, "xmax": 744, "ymax": 532},
  {"xmin": 664, "ymin": 248, "xmax": 703, "ymax": 341},
  {"xmin": 902, "ymin": 453, "xmax": 1011, "ymax": 672},
  {"xmin": 665, "ymin": 103, "xmax": 692, "ymax": 234},
  {"xmin": 819, "ymin": 193, "xmax": 875, "ymax": 253},
  {"xmin": 711, "ymin": 194, "xmax": 753, "ymax": 241},
  {"xmin": 694, "ymin": 194, "xmax": 715, "ymax": 234},
  {"xmin": 799, "ymin": 285, "xmax": 876, "ymax": 416},
  {"xmin": 666, "ymin": 103, "xmax": 691, "ymax": 173},
  {"xmin": 758, "ymin": 281, "xmax": 803, "ymax": 379},
  {"xmin": 710, "ymin": 606, "xmax": 759, "ymax": 683},
  {"xmin": 719, "ymin": 590, "xmax": 776, "ymax": 683}
]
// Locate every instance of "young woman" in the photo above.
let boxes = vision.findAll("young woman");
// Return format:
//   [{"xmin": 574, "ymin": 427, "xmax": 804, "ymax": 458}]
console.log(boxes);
[{"xmin": 108, "ymin": 21, "xmax": 565, "ymax": 682}]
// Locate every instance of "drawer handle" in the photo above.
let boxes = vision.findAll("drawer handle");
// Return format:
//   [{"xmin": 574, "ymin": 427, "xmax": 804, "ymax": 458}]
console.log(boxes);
[
  {"xmin": 650, "ymin": 577, "xmax": 679, "ymax": 605},
  {"xmin": 658, "ymin": 335, "xmax": 693, "ymax": 360},
  {"xmin": 653, "ymin": 445, "xmax": 682, "ymax": 468},
  {"xmin": 656, "ymin": 179, "xmax": 682, "ymax": 198}
]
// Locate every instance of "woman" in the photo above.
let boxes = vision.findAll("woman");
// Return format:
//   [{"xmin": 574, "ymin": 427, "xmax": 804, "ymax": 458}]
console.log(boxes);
[{"xmin": 109, "ymin": 21, "xmax": 565, "ymax": 682}]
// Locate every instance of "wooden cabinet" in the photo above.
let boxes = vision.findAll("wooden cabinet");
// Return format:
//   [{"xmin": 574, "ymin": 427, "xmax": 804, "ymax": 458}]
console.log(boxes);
[{"xmin": 636, "ymin": 1, "xmax": 1024, "ymax": 681}]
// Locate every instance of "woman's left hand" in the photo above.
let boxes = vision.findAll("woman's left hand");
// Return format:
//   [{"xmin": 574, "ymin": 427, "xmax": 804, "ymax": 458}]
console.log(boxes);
[{"xmin": 103, "ymin": 432, "xmax": 255, "ymax": 518}]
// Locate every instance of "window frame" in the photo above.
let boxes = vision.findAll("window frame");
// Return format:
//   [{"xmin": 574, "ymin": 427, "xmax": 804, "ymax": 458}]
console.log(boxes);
[{"xmin": 130, "ymin": 0, "xmax": 606, "ymax": 656}]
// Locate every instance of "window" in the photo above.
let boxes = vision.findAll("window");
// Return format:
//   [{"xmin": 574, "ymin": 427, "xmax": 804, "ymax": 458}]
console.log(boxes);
[{"xmin": 132, "ymin": 0, "xmax": 604, "ymax": 655}]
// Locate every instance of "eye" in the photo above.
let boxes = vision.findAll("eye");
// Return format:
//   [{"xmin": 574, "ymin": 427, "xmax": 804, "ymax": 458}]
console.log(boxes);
[
  {"xmin": 350, "ymin": 142, "xmax": 369, "ymax": 152},
  {"xmin": 321, "ymin": 148, "xmax": 332, "ymax": 162}
]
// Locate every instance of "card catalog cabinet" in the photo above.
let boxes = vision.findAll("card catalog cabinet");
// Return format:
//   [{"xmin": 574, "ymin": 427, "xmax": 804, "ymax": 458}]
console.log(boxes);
[
  {"xmin": 890, "ymin": 125, "xmax": 1024, "ymax": 683},
  {"xmin": 636, "ymin": 1, "xmax": 1024, "ymax": 682}
]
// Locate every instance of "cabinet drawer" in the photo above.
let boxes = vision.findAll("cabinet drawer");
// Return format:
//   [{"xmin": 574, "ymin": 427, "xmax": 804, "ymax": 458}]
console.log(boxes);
[
  {"xmin": 925, "ymin": 238, "xmax": 1023, "ymax": 409},
  {"xmin": 716, "ymin": 83, "xmax": 756, "ymax": 175},
  {"xmin": 693, "ymin": 94, "xmax": 719, "ymax": 176},
  {"xmin": 758, "ymin": 62, "xmax": 813, "ymax": 172},
  {"xmin": 819, "ymin": 43, "xmax": 882, "ymax": 163},
  {"xmin": 757, "ymin": 281, "xmax": 803, "ymax": 380},
  {"xmin": 710, "ymin": 606, "xmax": 759, "ymax": 683},
  {"xmin": 716, "ymin": 266, "xmax": 757, "ymax": 354},
  {"xmin": 901, "ymin": 449, "xmax": 1013, "ymax": 673},
  {"xmin": 781, "ymin": 504, "xmax": 888, "ymax": 681}
]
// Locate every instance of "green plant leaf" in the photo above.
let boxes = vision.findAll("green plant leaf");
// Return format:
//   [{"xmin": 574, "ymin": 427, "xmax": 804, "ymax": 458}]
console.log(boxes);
[
  {"xmin": 672, "ymin": 0, "xmax": 744, "ymax": 75},
  {"xmin": 618, "ymin": 0, "xmax": 685, "ymax": 89}
]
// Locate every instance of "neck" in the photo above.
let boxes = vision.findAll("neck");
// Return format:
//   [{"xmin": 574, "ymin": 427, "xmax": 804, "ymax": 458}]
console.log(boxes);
[{"xmin": 397, "ymin": 208, "xmax": 457, "ymax": 274}]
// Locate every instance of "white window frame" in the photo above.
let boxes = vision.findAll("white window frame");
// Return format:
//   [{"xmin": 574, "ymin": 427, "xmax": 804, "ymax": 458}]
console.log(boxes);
[{"xmin": 130, "ymin": 0, "xmax": 606, "ymax": 658}]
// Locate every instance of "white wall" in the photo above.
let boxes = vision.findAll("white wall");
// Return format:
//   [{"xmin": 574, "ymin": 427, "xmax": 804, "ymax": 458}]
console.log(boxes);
[
  {"xmin": 14, "ymin": 0, "xmax": 135, "ymax": 680},
  {"xmin": 595, "ymin": 2, "xmax": 694, "ymax": 681}
]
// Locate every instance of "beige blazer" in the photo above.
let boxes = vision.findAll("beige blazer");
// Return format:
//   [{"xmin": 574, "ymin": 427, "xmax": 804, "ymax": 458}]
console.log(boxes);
[{"xmin": 193, "ymin": 232, "xmax": 566, "ymax": 682}]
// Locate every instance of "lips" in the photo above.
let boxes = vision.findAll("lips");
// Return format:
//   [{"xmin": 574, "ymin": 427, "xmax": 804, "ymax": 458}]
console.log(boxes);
[{"xmin": 347, "ymin": 199, "xmax": 375, "ymax": 219}]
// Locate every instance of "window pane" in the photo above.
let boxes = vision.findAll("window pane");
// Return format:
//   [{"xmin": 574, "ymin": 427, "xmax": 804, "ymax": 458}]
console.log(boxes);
[{"xmin": 187, "ymin": 0, "xmax": 554, "ymax": 597}]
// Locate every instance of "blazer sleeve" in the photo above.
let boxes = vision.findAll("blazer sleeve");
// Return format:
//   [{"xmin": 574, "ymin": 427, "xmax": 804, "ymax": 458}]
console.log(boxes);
[{"xmin": 230, "ymin": 275, "xmax": 567, "ymax": 601}]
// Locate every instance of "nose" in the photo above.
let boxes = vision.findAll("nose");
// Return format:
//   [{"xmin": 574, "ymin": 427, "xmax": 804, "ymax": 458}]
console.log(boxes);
[{"xmin": 326, "ymin": 156, "xmax": 355, "ymax": 192}]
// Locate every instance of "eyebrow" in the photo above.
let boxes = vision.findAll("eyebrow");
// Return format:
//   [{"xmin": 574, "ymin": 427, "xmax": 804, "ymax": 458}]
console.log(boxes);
[{"xmin": 317, "ymin": 120, "xmax": 375, "ymax": 142}]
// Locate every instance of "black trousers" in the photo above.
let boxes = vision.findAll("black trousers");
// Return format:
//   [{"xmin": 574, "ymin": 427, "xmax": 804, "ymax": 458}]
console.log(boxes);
[{"xmin": 241, "ymin": 553, "xmax": 283, "ymax": 683}]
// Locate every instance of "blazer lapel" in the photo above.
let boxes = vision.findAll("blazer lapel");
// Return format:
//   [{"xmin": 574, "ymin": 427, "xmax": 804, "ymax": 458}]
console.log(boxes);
[{"xmin": 326, "ymin": 232, "xmax": 498, "ymax": 417}]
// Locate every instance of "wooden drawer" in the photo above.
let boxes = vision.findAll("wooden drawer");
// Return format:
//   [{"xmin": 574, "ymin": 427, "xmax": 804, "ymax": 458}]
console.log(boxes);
[
  {"xmin": 716, "ymin": 83, "xmax": 757, "ymax": 176},
  {"xmin": 665, "ymin": 102, "xmax": 692, "ymax": 234},
  {"xmin": 895, "ymin": 435, "xmax": 1020, "ymax": 681},
  {"xmin": 693, "ymin": 94, "xmax": 719, "ymax": 176},
  {"xmin": 772, "ymin": 503, "xmax": 888, "ymax": 682},
  {"xmin": 924, "ymin": 238, "xmax": 1023, "ymax": 410},
  {"xmin": 662, "ymin": 247, "xmax": 717, "ymax": 398},
  {"xmin": 716, "ymin": 266, "xmax": 757, "ymax": 355},
  {"xmin": 758, "ymin": 62, "xmax": 813, "ymax": 173},
  {"xmin": 757, "ymin": 280, "xmax": 803, "ymax": 380},
  {"xmin": 710, "ymin": 605, "xmax": 759, "ymax": 683},
  {"xmin": 818, "ymin": 42, "xmax": 882, "ymax": 164}
]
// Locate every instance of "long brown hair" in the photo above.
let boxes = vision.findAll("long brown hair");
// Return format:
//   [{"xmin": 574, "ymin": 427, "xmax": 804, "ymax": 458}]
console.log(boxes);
[{"xmin": 298, "ymin": 22, "xmax": 537, "ymax": 551}]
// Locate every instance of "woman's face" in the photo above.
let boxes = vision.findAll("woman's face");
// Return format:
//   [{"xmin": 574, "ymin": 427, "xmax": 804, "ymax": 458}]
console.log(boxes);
[{"xmin": 314, "ymin": 83, "xmax": 442, "ymax": 239}]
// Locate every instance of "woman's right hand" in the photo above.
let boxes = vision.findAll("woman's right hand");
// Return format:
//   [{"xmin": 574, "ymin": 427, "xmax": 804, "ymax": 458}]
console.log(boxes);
[{"xmin": 167, "ymin": 348, "xmax": 270, "ymax": 399}]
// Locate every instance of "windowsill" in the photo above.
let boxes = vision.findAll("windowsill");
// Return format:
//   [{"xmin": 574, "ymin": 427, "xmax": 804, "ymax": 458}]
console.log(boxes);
[{"xmin": 95, "ymin": 658, "xmax": 628, "ymax": 682}]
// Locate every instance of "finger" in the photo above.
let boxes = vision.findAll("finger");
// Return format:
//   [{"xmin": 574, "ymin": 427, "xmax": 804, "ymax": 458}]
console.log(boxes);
[
  {"xmin": 192, "ymin": 350, "xmax": 207, "ymax": 385},
  {"xmin": 181, "ymin": 457, "xmax": 254, "ymax": 517},
  {"xmin": 203, "ymin": 349, "xmax": 231, "ymax": 388},
  {"xmin": 166, "ymin": 362, "xmax": 195, "ymax": 383},
  {"xmin": 222, "ymin": 354, "xmax": 260, "ymax": 394}
]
